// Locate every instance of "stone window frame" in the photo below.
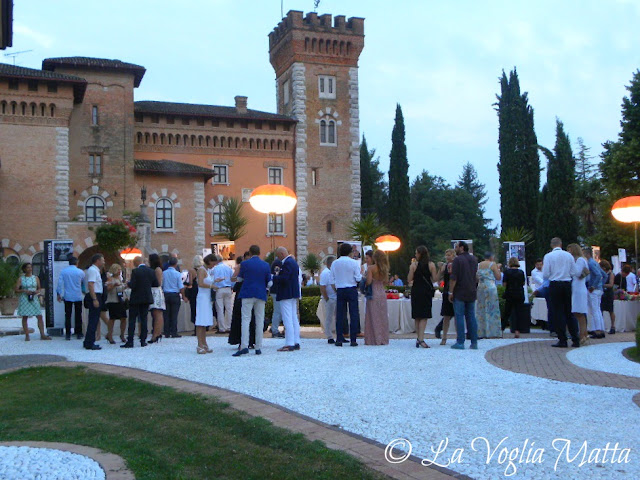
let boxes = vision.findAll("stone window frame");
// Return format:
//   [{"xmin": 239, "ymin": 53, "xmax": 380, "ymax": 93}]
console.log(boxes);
[
  {"xmin": 318, "ymin": 75, "xmax": 336, "ymax": 99},
  {"xmin": 212, "ymin": 164, "xmax": 229, "ymax": 185},
  {"xmin": 85, "ymin": 195, "xmax": 106, "ymax": 223},
  {"xmin": 155, "ymin": 198, "xmax": 174, "ymax": 231},
  {"xmin": 316, "ymin": 108, "xmax": 341, "ymax": 147},
  {"xmin": 267, "ymin": 214, "xmax": 285, "ymax": 237},
  {"xmin": 211, "ymin": 203, "xmax": 227, "ymax": 235},
  {"xmin": 91, "ymin": 105, "xmax": 99, "ymax": 126},
  {"xmin": 268, "ymin": 167, "xmax": 283, "ymax": 185},
  {"xmin": 147, "ymin": 189, "xmax": 181, "ymax": 233},
  {"xmin": 88, "ymin": 153, "xmax": 102, "ymax": 177}
]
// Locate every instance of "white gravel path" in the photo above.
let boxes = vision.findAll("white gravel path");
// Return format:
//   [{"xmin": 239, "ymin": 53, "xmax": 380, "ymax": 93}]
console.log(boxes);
[
  {"xmin": 0, "ymin": 446, "xmax": 105, "ymax": 480},
  {"xmin": 1, "ymin": 335, "xmax": 638, "ymax": 480},
  {"xmin": 567, "ymin": 342, "xmax": 640, "ymax": 378}
]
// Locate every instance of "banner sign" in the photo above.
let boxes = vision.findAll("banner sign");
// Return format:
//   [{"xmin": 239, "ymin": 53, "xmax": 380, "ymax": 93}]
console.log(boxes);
[
  {"xmin": 44, "ymin": 239, "xmax": 73, "ymax": 331},
  {"xmin": 503, "ymin": 241, "xmax": 529, "ymax": 304}
]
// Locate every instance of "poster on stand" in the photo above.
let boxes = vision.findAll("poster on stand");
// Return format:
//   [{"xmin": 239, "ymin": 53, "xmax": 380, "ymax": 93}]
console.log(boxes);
[
  {"xmin": 618, "ymin": 248, "xmax": 627, "ymax": 263},
  {"xmin": 44, "ymin": 239, "xmax": 73, "ymax": 332},
  {"xmin": 503, "ymin": 241, "xmax": 528, "ymax": 304}
]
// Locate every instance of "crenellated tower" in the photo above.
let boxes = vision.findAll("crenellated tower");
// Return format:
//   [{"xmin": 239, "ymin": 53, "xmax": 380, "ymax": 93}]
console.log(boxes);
[{"xmin": 269, "ymin": 10, "xmax": 365, "ymax": 259}]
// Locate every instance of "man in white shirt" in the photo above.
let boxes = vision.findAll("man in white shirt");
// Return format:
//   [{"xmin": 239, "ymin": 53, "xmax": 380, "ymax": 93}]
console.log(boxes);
[
  {"xmin": 84, "ymin": 253, "xmax": 105, "ymax": 350},
  {"xmin": 530, "ymin": 259, "xmax": 544, "ymax": 293},
  {"xmin": 212, "ymin": 255, "xmax": 234, "ymax": 333},
  {"xmin": 542, "ymin": 237, "xmax": 580, "ymax": 348},
  {"xmin": 330, "ymin": 243, "xmax": 362, "ymax": 347},
  {"xmin": 627, "ymin": 269, "xmax": 638, "ymax": 293},
  {"xmin": 319, "ymin": 256, "xmax": 337, "ymax": 344}
]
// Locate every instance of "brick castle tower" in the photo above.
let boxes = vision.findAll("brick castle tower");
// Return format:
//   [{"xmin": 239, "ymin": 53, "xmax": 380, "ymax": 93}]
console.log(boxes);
[{"xmin": 269, "ymin": 11, "xmax": 365, "ymax": 259}]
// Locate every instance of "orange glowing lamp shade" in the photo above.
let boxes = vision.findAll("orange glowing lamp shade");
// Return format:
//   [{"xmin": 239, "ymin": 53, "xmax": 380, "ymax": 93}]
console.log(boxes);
[
  {"xmin": 120, "ymin": 247, "xmax": 142, "ymax": 261},
  {"xmin": 249, "ymin": 184, "xmax": 297, "ymax": 214},
  {"xmin": 375, "ymin": 235, "xmax": 401, "ymax": 252},
  {"xmin": 611, "ymin": 196, "xmax": 640, "ymax": 223}
]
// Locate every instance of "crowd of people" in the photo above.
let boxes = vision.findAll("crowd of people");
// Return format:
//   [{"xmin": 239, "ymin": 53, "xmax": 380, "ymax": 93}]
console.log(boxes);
[{"xmin": 12, "ymin": 236, "xmax": 635, "ymax": 353}]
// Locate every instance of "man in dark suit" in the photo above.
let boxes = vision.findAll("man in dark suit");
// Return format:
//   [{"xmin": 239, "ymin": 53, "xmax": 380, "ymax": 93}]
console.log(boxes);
[
  {"xmin": 232, "ymin": 245, "xmax": 271, "ymax": 356},
  {"xmin": 122, "ymin": 255, "xmax": 159, "ymax": 348},
  {"xmin": 269, "ymin": 256, "xmax": 284, "ymax": 337},
  {"xmin": 273, "ymin": 246, "xmax": 301, "ymax": 352}
]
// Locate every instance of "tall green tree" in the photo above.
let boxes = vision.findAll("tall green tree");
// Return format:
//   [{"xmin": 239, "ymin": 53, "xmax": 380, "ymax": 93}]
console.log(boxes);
[
  {"xmin": 410, "ymin": 171, "xmax": 491, "ymax": 260},
  {"xmin": 573, "ymin": 137, "xmax": 601, "ymax": 240},
  {"xmin": 537, "ymin": 119, "xmax": 579, "ymax": 253},
  {"xmin": 359, "ymin": 135, "xmax": 388, "ymax": 221},
  {"xmin": 388, "ymin": 104, "xmax": 410, "ymax": 275},
  {"xmin": 496, "ymin": 69, "xmax": 540, "ymax": 261},
  {"xmin": 595, "ymin": 70, "xmax": 640, "ymax": 259},
  {"xmin": 456, "ymin": 162, "xmax": 495, "ymax": 250}
]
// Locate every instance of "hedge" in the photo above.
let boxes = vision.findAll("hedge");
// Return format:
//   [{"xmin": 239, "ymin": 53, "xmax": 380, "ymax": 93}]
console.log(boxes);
[
  {"xmin": 636, "ymin": 314, "xmax": 640, "ymax": 350},
  {"xmin": 264, "ymin": 296, "xmax": 321, "ymax": 325}
]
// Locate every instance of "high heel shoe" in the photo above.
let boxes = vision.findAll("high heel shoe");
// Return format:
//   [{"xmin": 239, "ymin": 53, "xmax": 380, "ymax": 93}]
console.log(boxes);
[
  {"xmin": 106, "ymin": 335, "xmax": 116, "ymax": 345},
  {"xmin": 148, "ymin": 335, "xmax": 162, "ymax": 344},
  {"xmin": 440, "ymin": 338, "xmax": 447, "ymax": 346},
  {"xmin": 197, "ymin": 346, "xmax": 207, "ymax": 354},
  {"xmin": 120, "ymin": 335, "xmax": 126, "ymax": 343},
  {"xmin": 419, "ymin": 340, "xmax": 430, "ymax": 348},
  {"xmin": 416, "ymin": 339, "xmax": 420, "ymax": 348}
]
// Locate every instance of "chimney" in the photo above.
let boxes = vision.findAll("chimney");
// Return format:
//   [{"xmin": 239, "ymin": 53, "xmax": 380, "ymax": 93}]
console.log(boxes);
[{"xmin": 235, "ymin": 96, "xmax": 248, "ymax": 114}]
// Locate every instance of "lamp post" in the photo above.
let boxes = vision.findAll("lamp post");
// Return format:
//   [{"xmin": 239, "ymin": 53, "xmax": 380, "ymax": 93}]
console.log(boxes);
[
  {"xmin": 375, "ymin": 235, "xmax": 402, "ymax": 252},
  {"xmin": 611, "ymin": 195, "xmax": 640, "ymax": 271},
  {"xmin": 249, "ymin": 185, "xmax": 297, "ymax": 252}
]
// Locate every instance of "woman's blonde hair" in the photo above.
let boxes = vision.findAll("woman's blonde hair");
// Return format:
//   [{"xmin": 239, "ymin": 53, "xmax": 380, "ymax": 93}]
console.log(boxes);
[
  {"xmin": 508, "ymin": 257, "xmax": 520, "ymax": 268},
  {"xmin": 566, "ymin": 243, "xmax": 584, "ymax": 259},
  {"xmin": 192, "ymin": 255, "xmax": 204, "ymax": 269},
  {"xmin": 372, "ymin": 249, "xmax": 389, "ymax": 280},
  {"xmin": 109, "ymin": 263, "xmax": 122, "ymax": 275},
  {"xmin": 444, "ymin": 248, "xmax": 455, "ymax": 258}
]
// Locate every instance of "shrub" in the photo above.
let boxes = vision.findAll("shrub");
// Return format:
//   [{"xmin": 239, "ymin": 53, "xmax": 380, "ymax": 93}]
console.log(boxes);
[
  {"xmin": 301, "ymin": 285, "xmax": 321, "ymax": 297},
  {"xmin": 0, "ymin": 259, "xmax": 21, "ymax": 298},
  {"xmin": 264, "ymin": 295, "xmax": 321, "ymax": 325},
  {"xmin": 92, "ymin": 218, "xmax": 137, "ymax": 254},
  {"xmin": 636, "ymin": 314, "xmax": 640, "ymax": 350}
]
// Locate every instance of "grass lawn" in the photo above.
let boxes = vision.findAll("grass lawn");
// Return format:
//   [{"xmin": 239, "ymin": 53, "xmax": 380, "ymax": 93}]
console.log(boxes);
[
  {"xmin": 0, "ymin": 366, "xmax": 388, "ymax": 480},
  {"xmin": 624, "ymin": 346, "xmax": 640, "ymax": 363}
]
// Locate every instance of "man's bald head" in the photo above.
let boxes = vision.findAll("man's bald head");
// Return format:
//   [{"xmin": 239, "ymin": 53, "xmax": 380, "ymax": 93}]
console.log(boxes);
[
  {"xmin": 133, "ymin": 256, "xmax": 143, "ymax": 267},
  {"xmin": 550, "ymin": 237, "xmax": 562, "ymax": 248},
  {"xmin": 276, "ymin": 246, "xmax": 288, "ymax": 260}
]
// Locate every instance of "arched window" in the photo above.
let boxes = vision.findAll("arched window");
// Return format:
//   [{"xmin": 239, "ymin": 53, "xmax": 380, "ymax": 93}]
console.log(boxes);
[
  {"xmin": 85, "ymin": 196, "xmax": 105, "ymax": 222},
  {"xmin": 320, "ymin": 119, "xmax": 336, "ymax": 145},
  {"xmin": 11, "ymin": 101, "xmax": 17, "ymax": 114},
  {"xmin": 49, "ymin": 104, "xmax": 55, "ymax": 117},
  {"xmin": 30, "ymin": 103, "xmax": 37, "ymax": 116},
  {"xmin": 212, "ymin": 204, "xmax": 226, "ymax": 234},
  {"xmin": 136, "ymin": 132, "xmax": 143, "ymax": 144},
  {"xmin": 156, "ymin": 198, "xmax": 173, "ymax": 230},
  {"xmin": 326, "ymin": 221, "xmax": 333, "ymax": 233},
  {"xmin": 168, "ymin": 134, "xmax": 173, "ymax": 145},
  {"xmin": 32, "ymin": 252, "xmax": 45, "ymax": 277},
  {"xmin": 40, "ymin": 103, "xmax": 46, "ymax": 116},
  {"xmin": 145, "ymin": 133, "xmax": 150, "ymax": 144},
  {"xmin": 1, "ymin": 101, "xmax": 6, "ymax": 114},
  {"xmin": 21, "ymin": 102, "xmax": 26, "ymax": 115}
]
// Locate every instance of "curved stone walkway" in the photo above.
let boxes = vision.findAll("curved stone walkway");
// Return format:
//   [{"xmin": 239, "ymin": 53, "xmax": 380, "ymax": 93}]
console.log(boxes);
[{"xmin": 485, "ymin": 333, "xmax": 640, "ymax": 391}]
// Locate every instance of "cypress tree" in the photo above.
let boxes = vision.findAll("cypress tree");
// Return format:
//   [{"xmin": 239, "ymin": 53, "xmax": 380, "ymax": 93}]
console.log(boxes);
[
  {"xmin": 388, "ymin": 104, "xmax": 410, "ymax": 276},
  {"xmin": 496, "ymin": 70, "xmax": 540, "ymax": 231},
  {"xmin": 537, "ymin": 119, "xmax": 578, "ymax": 251},
  {"xmin": 360, "ymin": 135, "xmax": 373, "ymax": 216},
  {"xmin": 496, "ymin": 69, "xmax": 540, "ymax": 263}
]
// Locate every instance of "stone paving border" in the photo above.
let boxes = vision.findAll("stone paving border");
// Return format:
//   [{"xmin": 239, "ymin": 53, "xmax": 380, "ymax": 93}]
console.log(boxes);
[
  {"xmin": 0, "ymin": 441, "xmax": 134, "ymax": 480},
  {"xmin": 485, "ymin": 333, "xmax": 640, "ymax": 392},
  {"xmin": 0, "ymin": 354, "xmax": 66, "ymax": 371},
  {"xmin": 24, "ymin": 361, "xmax": 467, "ymax": 480}
]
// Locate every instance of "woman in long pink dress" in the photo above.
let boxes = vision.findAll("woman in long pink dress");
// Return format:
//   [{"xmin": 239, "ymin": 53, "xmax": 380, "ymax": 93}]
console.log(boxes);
[{"xmin": 365, "ymin": 249, "xmax": 389, "ymax": 345}]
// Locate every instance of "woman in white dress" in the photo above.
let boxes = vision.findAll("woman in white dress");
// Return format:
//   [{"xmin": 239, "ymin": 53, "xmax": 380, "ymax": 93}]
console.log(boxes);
[
  {"xmin": 195, "ymin": 254, "xmax": 217, "ymax": 354},
  {"xmin": 567, "ymin": 243, "xmax": 589, "ymax": 345}
]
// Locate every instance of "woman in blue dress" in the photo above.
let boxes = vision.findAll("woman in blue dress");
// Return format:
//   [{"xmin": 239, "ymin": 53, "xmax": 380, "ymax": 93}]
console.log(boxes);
[
  {"xmin": 476, "ymin": 252, "xmax": 503, "ymax": 338},
  {"xmin": 15, "ymin": 263, "xmax": 51, "ymax": 341}
]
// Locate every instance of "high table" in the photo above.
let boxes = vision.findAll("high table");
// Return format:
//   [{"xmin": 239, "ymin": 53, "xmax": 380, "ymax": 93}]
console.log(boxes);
[
  {"xmin": 608, "ymin": 300, "xmax": 640, "ymax": 332},
  {"xmin": 316, "ymin": 296, "xmax": 451, "ymax": 335}
]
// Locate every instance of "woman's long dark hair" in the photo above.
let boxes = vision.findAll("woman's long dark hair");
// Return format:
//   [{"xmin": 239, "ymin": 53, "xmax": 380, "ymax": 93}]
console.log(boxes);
[
  {"xmin": 149, "ymin": 253, "xmax": 161, "ymax": 270},
  {"xmin": 416, "ymin": 245, "xmax": 430, "ymax": 268}
]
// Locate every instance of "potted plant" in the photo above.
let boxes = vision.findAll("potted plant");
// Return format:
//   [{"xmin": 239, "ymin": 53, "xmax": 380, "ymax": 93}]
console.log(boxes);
[{"xmin": 0, "ymin": 258, "xmax": 21, "ymax": 315}]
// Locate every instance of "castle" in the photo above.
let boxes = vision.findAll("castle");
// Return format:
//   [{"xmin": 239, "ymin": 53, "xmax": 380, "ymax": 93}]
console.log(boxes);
[{"xmin": 0, "ymin": 10, "xmax": 365, "ymax": 271}]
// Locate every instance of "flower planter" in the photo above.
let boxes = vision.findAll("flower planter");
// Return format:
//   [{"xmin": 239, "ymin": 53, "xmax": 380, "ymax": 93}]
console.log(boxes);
[{"xmin": 0, "ymin": 297, "xmax": 19, "ymax": 316}]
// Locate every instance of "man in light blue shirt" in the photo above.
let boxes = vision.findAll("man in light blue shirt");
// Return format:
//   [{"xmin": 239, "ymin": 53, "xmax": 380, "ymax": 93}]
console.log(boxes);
[
  {"xmin": 392, "ymin": 275, "xmax": 404, "ymax": 287},
  {"xmin": 212, "ymin": 255, "xmax": 234, "ymax": 333},
  {"xmin": 162, "ymin": 257, "xmax": 186, "ymax": 338},
  {"xmin": 56, "ymin": 256, "xmax": 85, "ymax": 340},
  {"xmin": 584, "ymin": 247, "xmax": 607, "ymax": 338}
]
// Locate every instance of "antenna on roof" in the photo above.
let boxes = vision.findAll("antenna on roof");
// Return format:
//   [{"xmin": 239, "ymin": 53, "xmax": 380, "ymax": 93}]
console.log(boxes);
[
  {"xmin": 313, "ymin": 0, "xmax": 320, "ymax": 12},
  {"xmin": 3, "ymin": 49, "xmax": 33, "ymax": 65}
]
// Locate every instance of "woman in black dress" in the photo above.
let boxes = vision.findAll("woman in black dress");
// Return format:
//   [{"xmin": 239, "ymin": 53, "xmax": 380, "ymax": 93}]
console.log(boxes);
[
  {"xmin": 437, "ymin": 248, "xmax": 456, "ymax": 345},
  {"xmin": 502, "ymin": 257, "xmax": 525, "ymax": 337},
  {"xmin": 228, "ymin": 253, "xmax": 257, "ymax": 348},
  {"xmin": 600, "ymin": 259, "xmax": 616, "ymax": 334},
  {"xmin": 407, "ymin": 245, "xmax": 438, "ymax": 348},
  {"xmin": 186, "ymin": 256, "xmax": 201, "ymax": 334}
]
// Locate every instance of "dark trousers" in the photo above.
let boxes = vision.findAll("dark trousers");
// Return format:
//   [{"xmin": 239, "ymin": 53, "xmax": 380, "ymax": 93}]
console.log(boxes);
[
  {"xmin": 504, "ymin": 297, "xmax": 524, "ymax": 332},
  {"xmin": 128, "ymin": 303, "xmax": 150, "ymax": 342},
  {"xmin": 163, "ymin": 292, "xmax": 181, "ymax": 336},
  {"xmin": 549, "ymin": 281, "xmax": 579, "ymax": 343},
  {"xmin": 84, "ymin": 296, "xmax": 103, "ymax": 348},
  {"xmin": 64, "ymin": 300, "xmax": 82, "ymax": 336},
  {"xmin": 336, "ymin": 286, "xmax": 359, "ymax": 342}
]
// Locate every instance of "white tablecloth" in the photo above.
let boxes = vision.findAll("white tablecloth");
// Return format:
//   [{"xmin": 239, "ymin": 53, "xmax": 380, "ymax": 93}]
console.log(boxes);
[
  {"xmin": 608, "ymin": 300, "xmax": 640, "ymax": 332},
  {"xmin": 531, "ymin": 298, "xmax": 547, "ymax": 321},
  {"xmin": 317, "ymin": 296, "xmax": 450, "ymax": 334}
]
